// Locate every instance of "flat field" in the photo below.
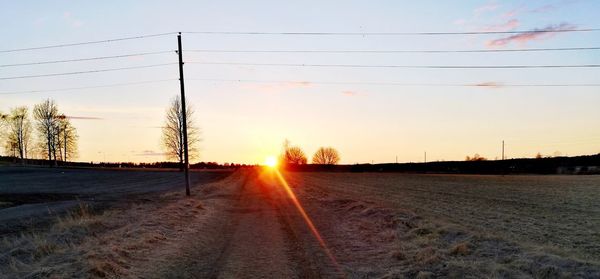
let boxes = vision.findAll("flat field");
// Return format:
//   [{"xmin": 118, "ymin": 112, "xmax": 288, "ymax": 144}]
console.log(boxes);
[
  {"xmin": 1, "ymin": 168, "xmax": 599, "ymax": 278},
  {"xmin": 0, "ymin": 166, "xmax": 231, "ymax": 235}
]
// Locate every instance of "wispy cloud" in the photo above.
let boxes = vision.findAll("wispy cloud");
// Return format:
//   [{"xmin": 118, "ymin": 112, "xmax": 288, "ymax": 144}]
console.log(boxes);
[
  {"xmin": 486, "ymin": 23, "xmax": 576, "ymax": 47},
  {"xmin": 474, "ymin": 82, "xmax": 503, "ymax": 88},
  {"xmin": 65, "ymin": 115, "xmax": 102, "ymax": 120},
  {"xmin": 135, "ymin": 150, "xmax": 166, "ymax": 156},
  {"xmin": 481, "ymin": 19, "xmax": 519, "ymax": 32},
  {"xmin": 341, "ymin": 91, "xmax": 358, "ymax": 97}
]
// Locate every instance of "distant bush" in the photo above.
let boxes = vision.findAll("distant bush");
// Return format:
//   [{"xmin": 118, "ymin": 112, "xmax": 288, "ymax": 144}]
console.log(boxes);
[
  {"xmin": 465, "ymin": 154, "xmax": 487, "ymax": 161},
  {"xmin": 312, "ymin": 147, "xmax": 340, "ymax": 165}
]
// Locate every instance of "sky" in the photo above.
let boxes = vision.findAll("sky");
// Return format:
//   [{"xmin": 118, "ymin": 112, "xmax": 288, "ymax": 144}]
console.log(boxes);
[{"xmin": 1, "ymin": 0, "xmax": 599, "ymax": 164}]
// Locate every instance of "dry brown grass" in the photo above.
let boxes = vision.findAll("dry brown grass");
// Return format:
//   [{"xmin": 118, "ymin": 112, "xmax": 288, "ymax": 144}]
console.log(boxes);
[
  {"xmin": 0, "ymin": 201, "xmax": 112, "ymax": 278},
  {"xmin": 449, "ymin": 241, "xmax": 470, "ymax": 256},
  {"xmin": 286, "ymin": 172, "xmax": 600, "ymax": 278}
]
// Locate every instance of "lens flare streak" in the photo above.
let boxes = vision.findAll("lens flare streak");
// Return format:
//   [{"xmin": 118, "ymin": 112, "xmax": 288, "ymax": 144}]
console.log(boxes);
[{"xmin": 273, "ymin": 169, "xmax": 342, "ymax": 272}]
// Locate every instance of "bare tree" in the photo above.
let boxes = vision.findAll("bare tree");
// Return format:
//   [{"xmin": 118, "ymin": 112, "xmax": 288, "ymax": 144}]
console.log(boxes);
[
  {"xmin": 312, "ymin": 147, "xmax": 340, "ymax": 165},
  {"xmin": 161, "ymin": 96, "xmax": 200, "ymax": 169},
  {"xmin": 33, "ymin": 99, "xmax": 59, "ymax": 165},
  {"xmin": 56, "ymin": 114, "xmax": 79, "ymax": 162},
  {"xmin": 280, "ymin": 140, "xmax": 307, "ymax": 165},
  {"xmin": 3, "ymin": 107, "xmax": 32, "ymax": 162}
]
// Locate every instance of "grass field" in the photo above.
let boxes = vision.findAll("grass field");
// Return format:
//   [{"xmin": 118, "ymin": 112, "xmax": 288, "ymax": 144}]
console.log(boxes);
[
  {"xmin": 284, "ymin": 172, "xmax": 600, "ymax": 277},
  {"xmin": 1, "ymin": 167, "xmax": 599, "ymax": 278},
  {"xmin": 286, "ymin": 173, "xmax": 600, "ymax": 262}
]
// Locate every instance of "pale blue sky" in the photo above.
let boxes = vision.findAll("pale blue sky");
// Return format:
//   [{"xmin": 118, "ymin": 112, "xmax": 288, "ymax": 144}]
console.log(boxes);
[{"xmin": 1, "ymin": 0, "xmax": 599, "ymax": 164}]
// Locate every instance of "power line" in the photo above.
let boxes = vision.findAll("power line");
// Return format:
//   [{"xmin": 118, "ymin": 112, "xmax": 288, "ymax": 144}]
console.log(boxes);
[
  {"xmin": 3, "ymin": 29, "xmax": 597, "ymax": 54},
  {"xmin": 0, "ymin": 51, "xmax": 175, "ymax": 67},
  {"xmin": 0, "ymin": 32, "xmax": 176, "ymax": 53},
  {"xmin": 0, "ymin": 63, "xmax": 176, "ymax": 80},
  {"xmin": 188, "ymin": 62, "xmax": 600, "ymax": 69},
  {"xmin": 0, "ymin": 79, "xmax": 178, "ymax": 95},
  {"xmin": 186, "ymin": 46, "xmax": 600, "ymax": 54},
  {"xmin": 186, "ymin": 78, "xmax": 600, "ymax": 87},
  {"xmin": 182, "ymin": 28, "xmax": 600, "ymax": 36}
]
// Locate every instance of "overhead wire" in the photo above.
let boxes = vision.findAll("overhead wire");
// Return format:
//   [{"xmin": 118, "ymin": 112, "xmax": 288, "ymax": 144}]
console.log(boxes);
[
  {"xmin": 187, "ymin": 62, "xmax": 600, "ymax": 69},
  {"xmin": 186, "ymin": 46, "xmax": 600, "ymax": 54},
  {"xmin": 0, "ymin": 63, "xmax": 176, "ymax": 80},
  {"xmin": 181, "ymin": 28, "xmax": 600, "ymax": 36},
  {"xmin": 0, "ymin": 79, "xmax": 178, "ymax": 95},
  {"xmin": 186, "ymin": 78, "xmax": 600, "ymax": 87},
  {"xmin": 0, "ymin": 51, "xmax": 175, "ymax": 67},
  {"xmin": 0, "ymin": 32, "xmax": 176, "ymax": 53}
]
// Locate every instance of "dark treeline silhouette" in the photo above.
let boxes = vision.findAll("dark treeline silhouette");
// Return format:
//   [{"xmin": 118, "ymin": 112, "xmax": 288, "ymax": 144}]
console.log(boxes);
[
  {"xmin": 283, "ymin": 154, "xmax": 600, "ymax": 174},
  {"xmin": 0, "ymin": 156, "xmax": 246, "ymax": 170},
  {"xmin": 3, "ymin": 154, "xmax": 599, "ymax": 174}
]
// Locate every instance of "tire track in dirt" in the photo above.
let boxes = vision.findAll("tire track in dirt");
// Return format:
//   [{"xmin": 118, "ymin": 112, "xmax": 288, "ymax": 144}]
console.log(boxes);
[
  {"xmin": 143, "ymin": 169, "xmax": 334, "ymax": 278},
  {"xmin": 209, "ymin": 169, "xmax": 329, "ymax": 278}
]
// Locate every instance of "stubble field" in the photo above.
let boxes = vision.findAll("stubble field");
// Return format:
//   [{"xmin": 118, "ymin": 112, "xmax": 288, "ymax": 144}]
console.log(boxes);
[{"xmin": 1, "ymin": 167, "xmax": 599, "ymax": 278}]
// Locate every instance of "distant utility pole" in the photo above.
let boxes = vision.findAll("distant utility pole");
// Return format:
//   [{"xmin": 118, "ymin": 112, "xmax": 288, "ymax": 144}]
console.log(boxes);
[
  {"xmin": 424, "ymin": 151, "xmax": 427, "ymax": 163},
  {"xmin": 177, "ymin": 32, "xmax": 191, "ymax": 197},
  {"xmin": 502, "ymin": 140, "xmax": 505, "ymax": 160},
  {"xmin": 395, "ymin": 155, "xmax": 398, "ymax": 164}
]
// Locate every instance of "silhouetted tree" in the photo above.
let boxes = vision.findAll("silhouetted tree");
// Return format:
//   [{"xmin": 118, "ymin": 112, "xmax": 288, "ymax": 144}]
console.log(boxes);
[
  {"xmin": 161, "ymin": 96, "xmax": 200, "ymax": 170},
  {"xmin": 312, "ymin": 147, "xmax": 340, "ymax": 165},
  {"xmin": 56, "ymin": 114, "xmax": 78, "ymax": 162},
  {"xmin": 465, "ymin": 153, "xmax": 487, "ymax": 161},
  {"xmin": 33, "ymin": 99, "xmax": 60, "ymax": 165},
  {"xmin": 3, "ymin": 107, "xmax": 32, "ymax": 162},
  {"xmin": 535, "ymin": 152, "xmax": 543, "ymax": 159},
  {"xmin": 280, "ymin": 140, "xmax": 307, "ymax": 165}
]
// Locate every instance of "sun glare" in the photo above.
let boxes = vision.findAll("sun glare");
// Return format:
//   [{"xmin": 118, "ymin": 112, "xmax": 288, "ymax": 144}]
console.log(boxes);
[{"xmin": 264, "ymin": 156, "xmax": 278, "ymax": 168}]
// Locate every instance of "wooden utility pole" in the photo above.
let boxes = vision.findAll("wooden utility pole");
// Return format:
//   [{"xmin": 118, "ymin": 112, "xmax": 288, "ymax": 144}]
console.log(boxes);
[
  {"xmin": 424, "ymin": 151, "xmax": 427, "ymax": 163},
  {"xmin": 64, "ymin": 124, "xmax": 67, "ymax": 162},
  {"xmin": 502, "ymin": 140, "xmax": 505, "ymax": 160},
  {"xmin": 177, "ymin": 32, "xmax": 191, "ymax": 196}
]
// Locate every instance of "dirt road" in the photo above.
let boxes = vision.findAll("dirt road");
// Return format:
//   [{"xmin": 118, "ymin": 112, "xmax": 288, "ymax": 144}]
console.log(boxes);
[{"xmin": 140, "ymin": 169, "xmax": 341, "ymax": 278}]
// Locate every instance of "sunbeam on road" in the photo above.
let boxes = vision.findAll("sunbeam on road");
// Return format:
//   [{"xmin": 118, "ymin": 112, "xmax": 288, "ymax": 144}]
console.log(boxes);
[{"xmin": 267, "ymin": 167, "xmax": 343, "ymax": 274}]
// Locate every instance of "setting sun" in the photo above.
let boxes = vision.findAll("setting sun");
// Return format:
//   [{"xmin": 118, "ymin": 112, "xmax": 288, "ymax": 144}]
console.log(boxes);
[{"xmin": 264, "ymin": 156, "xmax": 278, "ymax": 168}]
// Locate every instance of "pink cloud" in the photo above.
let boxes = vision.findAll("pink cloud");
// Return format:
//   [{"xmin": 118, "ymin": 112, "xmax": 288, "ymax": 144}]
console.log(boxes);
[
  {"xmin": 501, "ymin": 6, "xmax": 525, "ymax": 18},
  {"xmin": 482, "ymin": 19, "xmax": 520, "ymax": 32},
  {"xmin": 486, "ymin": 23, "xmax": 576, "ymax": 47},
  {"xmin": 473, "ymin": 82, "xmax": 503, "ymax": 88},
  {"xmin": 341, "ymin": 91, "xmax": 358, "ymax": 97}
]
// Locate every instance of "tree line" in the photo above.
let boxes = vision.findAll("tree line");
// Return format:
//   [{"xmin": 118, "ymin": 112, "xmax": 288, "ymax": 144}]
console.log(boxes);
[{"xmin": 0, "ymin": 98, "xmax": 78, "ymax": 165}]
